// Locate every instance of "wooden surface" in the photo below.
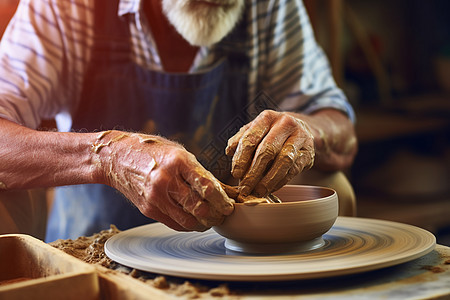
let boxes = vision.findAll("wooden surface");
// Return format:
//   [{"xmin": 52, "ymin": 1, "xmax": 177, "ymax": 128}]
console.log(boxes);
[
  {"xmin": 0, "ymin": 234, "xmax": 99, "ymax": 300},
  {"xmin": 95, "ymin": 269, "xmax": 174, "ymax": 300}
]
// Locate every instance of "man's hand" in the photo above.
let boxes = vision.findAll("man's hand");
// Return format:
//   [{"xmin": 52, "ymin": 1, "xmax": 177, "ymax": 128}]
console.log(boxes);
[
  {"xmin": 226, "ymin": 110, "xmax": 315, "ymax": 198},
  {"xmin": 92, "ymin": 131, "xmax": 234, "ymax": 232}
]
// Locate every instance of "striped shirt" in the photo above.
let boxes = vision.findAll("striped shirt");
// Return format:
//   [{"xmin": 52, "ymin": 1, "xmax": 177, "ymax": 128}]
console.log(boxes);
[{"xmin": 0, "ymin": 0, "xmax": 355, "ymax": 132}]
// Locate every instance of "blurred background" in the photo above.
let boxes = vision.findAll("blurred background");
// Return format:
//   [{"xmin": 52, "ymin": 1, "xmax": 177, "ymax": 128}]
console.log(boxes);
[
  {"xmin": 1, "ymin": 0, "xmax": 449, "ymax": 245},
  {"xmin": 305, "ymin": 0, "xmax": 450, "ymax": 246}
]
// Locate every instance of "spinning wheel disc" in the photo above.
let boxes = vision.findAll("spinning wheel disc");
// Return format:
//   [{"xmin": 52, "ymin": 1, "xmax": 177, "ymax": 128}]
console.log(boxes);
[{"xmin": 105, "ymin": 217, "xmax": 435, "ymax": 281}]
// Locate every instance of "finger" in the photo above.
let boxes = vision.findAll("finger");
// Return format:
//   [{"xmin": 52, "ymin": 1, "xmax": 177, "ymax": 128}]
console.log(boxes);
[
  {"xmin": 259, "ymin": 152, "xmax": 307, "ymax": 196},
  {"xmin": 251, "ymin": 143, "xmax": 296, "ymax": 197},
  {"xmin": 190, "ymin": 172, "xmax": 235, "ymax": 216},
  {"xmin": 252, "ymin": 140, "xmax": 314, "ymax": 197},
  {"xmin": 269, "ymin": 164, "xmax": 302, "ymax": 193},
  {"xmin": 168, "ymin": 177, "xmax": 209, "ymax": 215},
  {"xmin": 165, "ymin": 193, "xmax": 209, "ymax": 231},
  {"xmin": 138, "ymin": 186, "xmax": 204, "ymax": 231},
  {"xmin": 180, "ymin": 158, "xmax": 234, "ymax": 216},
  {"xmin": 220, "ymin": 182, "xmax": 240, "ymax": 199},
  {"xmin": 225, "ymin": 122, "xmax": 252, "ymax": 157},
  {"xmin": 168, "ymin": 176, "xmax": 225, "ymax": 228},
  {"xmin": 238, "ymin": 122, "xmax": 293, "ymax": 196},
  {"xmin": 277, "ymin": 147, "xmax": 315, "ymax": 192},
  {"xmin": 230, "ymin": 111, "xmax": 275, "ymax": 179},
  {"xmin": 150, "ymin": 175, "xmax": 209, "ymax": 231}
]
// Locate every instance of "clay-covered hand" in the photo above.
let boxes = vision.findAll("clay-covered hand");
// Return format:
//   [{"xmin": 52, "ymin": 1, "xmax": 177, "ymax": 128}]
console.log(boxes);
[
  {"xmin": 226, "ymin": 110, "xmax": 315, "ymax": 197},
  {"xmin": 92, "ymin": 131, "xmax": 234, "ymax": 232}
]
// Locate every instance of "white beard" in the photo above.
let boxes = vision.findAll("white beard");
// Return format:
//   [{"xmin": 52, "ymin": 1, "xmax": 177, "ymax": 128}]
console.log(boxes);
[{"xmin": 162, "ymin": 0, "xmax": 245, "ymax": 47}]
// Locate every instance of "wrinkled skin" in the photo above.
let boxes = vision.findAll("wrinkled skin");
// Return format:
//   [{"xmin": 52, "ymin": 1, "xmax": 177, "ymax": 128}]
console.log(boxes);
[
  {"xmin": 93, "ymin": 131, "xmax": 234, "ymax": 232},
  {"xmin": 225, "ymin": 107, "xmax": 357, "ymax": 199},
  {"xmin": 226, "ymin": 110, "xmax": 315, "ymax": 198}
]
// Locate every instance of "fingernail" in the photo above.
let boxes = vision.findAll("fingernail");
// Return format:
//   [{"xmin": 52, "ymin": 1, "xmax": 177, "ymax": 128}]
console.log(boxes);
[
  {"xmin": 225, "ymin": 146, "xmax": 232, "ymax": 156},
  {"xmin": 253, "ymin": 185, "xmax": 268, "ymax": 198},
  {"xmin": 240, "ymin": 186, "xmax": 251, "ymax": 197},
  {"xmin": 232, "ymin": 167, "xmax": 244, "ymax": 179}
]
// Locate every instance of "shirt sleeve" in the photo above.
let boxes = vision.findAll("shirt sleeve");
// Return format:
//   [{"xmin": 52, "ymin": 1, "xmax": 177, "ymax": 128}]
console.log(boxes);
[
  {"xmin": 254, "ymin": 0, "xmax": 355, "ymax": 122},
  {"xmin": 0, "ymin": 0, "xmax": 94, "ymax": 130}
]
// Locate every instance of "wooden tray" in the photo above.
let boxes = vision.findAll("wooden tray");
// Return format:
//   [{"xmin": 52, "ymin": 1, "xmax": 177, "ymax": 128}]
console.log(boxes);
[
  {"xmin": 94, "ymin": 267, "xmax": 175, "ymax": 300},
  {"xmin": 0, "ymin": 234, "xmax": 100, "ymax": 300}
]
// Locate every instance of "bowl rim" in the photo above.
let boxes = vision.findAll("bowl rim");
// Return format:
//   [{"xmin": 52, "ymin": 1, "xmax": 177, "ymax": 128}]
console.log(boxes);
[{"xmin": 233, "ymin": 184, "xmax": 337, "ymax": 206}]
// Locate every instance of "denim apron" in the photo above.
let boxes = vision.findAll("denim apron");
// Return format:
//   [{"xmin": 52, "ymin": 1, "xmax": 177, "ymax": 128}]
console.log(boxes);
[{"xmin": 45, "ymin": 1, "xmax": 250, "ymax": 241}]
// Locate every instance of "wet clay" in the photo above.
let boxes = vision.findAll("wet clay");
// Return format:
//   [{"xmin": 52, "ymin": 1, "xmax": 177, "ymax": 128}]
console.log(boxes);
[
  {"xmin": 220, "ymin": 183, "xmax": 281, "ymax": 205},
  {"xmin": 90, "ymin": 130, "xmax": 234, "ymax": 229}
]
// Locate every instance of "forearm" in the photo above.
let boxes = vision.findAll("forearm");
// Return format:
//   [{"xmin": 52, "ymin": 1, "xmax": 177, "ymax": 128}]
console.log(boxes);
[
  {"xmin": 290, "ymin": 109, "xmax": 358, "ymax": 171},
  {"xmin": 0, "ymin": 119, "xmax": 234, "ymax": 230},
  {"xmin": 0, "ymin": 118, "xmax": 102, "ymax": 190}
]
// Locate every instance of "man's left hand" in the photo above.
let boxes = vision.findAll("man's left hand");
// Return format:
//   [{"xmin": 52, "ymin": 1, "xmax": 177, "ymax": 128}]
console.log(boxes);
[{"xmin": 225, "ymin": 110, "xmax": 315, "ymax": 197}]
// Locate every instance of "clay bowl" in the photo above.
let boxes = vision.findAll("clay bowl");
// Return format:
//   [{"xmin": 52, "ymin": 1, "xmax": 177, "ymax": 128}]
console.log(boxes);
[{"xmin": 213, "ymin": 185, "xmax": 338, "ymax": 254}]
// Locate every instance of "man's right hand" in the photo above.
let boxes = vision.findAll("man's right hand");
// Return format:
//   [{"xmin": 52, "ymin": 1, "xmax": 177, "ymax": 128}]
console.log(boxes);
[{"xmin": 92, "ymin": 131, "xmax": 235, "ymax": 232}]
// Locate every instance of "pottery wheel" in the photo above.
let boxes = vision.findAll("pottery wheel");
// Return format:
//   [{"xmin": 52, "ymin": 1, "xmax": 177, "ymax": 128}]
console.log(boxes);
[{"xmin": 104, "ymin": 217, "xmax": 436, "ymax": 281}]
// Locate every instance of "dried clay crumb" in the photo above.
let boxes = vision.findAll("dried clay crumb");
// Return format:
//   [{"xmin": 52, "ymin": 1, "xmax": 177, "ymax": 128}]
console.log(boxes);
[
  {"xmin": 129, "ymin": 268, "xmax": 143, "ymax": 279},
  {"xmin": 151, "ymin": 276, "xmax": 170, "ymax": 289},
  {"xmin": 50, "ymin": 224, "xmax": 121, "ymax": 267},
  {"xmin": 421, "ymin": 265, "xmax": 446, "ymax": 273},
  {"xmin": 209, "ymin": 284, "xmax": 231, "ymax": 297},
  {"xmin": 173, "ymin": 282, "xmax": 200, "ymax": 298}
]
